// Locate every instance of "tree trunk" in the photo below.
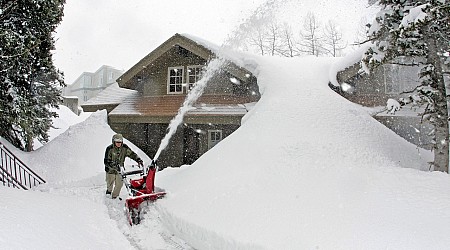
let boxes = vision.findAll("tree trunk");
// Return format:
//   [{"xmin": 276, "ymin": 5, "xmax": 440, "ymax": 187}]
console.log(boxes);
[
  {"xmin": 427, "ymin": 36, "xmax": 449, "ymax": 172},
  {"xmin": 434, "ymin": 125, "xmax": 449, "ymax": 172}
]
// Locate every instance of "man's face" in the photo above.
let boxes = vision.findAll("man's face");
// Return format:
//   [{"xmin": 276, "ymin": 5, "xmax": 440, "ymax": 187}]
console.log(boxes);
[{"xmin": 115, "ymin": 141, "xmax": 122, "ymax": 148}]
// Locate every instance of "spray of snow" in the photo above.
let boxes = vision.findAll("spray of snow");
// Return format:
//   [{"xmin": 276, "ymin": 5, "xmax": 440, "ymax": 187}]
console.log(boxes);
[
  {"xmin": 153, "ymin": 58, "xmax": 225, "ymax": 161},
  {"xmin": 223, "ymin": 0, "xmax": 285, "ymax": 49}
]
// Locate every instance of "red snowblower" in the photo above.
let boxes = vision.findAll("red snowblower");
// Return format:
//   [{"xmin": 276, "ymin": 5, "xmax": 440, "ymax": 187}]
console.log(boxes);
[{"xmin": 121, "ymin": 160, "xmax": 165, "ymax": 225}]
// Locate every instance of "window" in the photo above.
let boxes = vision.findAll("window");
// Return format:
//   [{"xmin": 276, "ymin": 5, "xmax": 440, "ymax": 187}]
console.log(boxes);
[
  {"xmin": 384, "ymin": 64, "xmax": 420, "ymax": 94},
  {"xmin": 167, "ymin": 67, "xmax": 184, "ymax": 94},
  {"xmin": 187, "ymin": 65, "xmax": 203, "ymax": 91},
  {"xmin": 83, "ymin": 76, "xmax": 91, "ymax": 86},
  {"xmin": 208, "ymin": 130, "xmax": 222, "ymax": 149},
  {"xmin": 384, "ymin": 65, "xmax": 401, "ymax": 94}
]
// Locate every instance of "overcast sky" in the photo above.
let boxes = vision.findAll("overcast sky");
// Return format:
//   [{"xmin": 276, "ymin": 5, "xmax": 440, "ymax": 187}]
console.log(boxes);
[{"xmin": 53, "ymin": 0, "xmax": 376, "ymax": 85}]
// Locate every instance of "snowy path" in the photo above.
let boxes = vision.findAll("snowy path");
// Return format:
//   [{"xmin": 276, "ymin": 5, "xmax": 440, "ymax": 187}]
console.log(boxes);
[{"xmin": 36, "ymin": 174, "xmax": 193, "ymax": 250}]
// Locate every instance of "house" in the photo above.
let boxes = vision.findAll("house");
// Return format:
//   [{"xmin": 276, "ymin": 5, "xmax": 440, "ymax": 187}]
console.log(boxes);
[
  {"xmin": 83, "ymin": 34, "xmax": 260, "ymax": 167},
  {"xmin": 81, "ymin": 82, "xmax": 138, "ymax": 114},
  {"xmin": 61, "ymin": 96, "xmax": 79, "ymax": 115},
  {"xmin": 333, "ymin": 59, "xmax": 433, "ymax": 149},
  {"xmin": 63, "ymin": 65, "xmax": 124, "ymax": 105},
  {"xmin": 335, "ymin": 60, "xmax": 422, "ymax": 106}
]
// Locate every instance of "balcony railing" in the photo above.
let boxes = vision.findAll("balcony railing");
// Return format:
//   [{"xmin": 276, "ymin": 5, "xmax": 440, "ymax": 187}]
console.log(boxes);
[{"xmin": 0, "ymin": 140, "xmax": 46, "ymax": 190}]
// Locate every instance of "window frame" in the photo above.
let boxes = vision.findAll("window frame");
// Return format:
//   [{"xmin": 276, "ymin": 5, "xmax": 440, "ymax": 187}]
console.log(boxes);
[
  {"xmin": 167, "ymin": 66, "xmax": 184, "ymax": 94},
  {"xmin": 186, "ymin": 65, "xmax": 203, "ymax": 92},
  {"xmin": 208, "ymin": 130, "xmax": 223, "ymax": 149}
]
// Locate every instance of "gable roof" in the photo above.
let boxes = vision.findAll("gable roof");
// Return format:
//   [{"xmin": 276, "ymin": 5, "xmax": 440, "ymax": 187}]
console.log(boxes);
[{"xmin": 117, "ymin": 33, "xmax": 253, "ymax": 89}]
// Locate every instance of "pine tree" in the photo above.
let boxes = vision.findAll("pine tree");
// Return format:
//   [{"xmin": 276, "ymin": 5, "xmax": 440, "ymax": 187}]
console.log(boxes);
[
  {"xmin": 0, "ymin": 0, "xmax": 65, "ymax": 151},
  {"xmin": 363, "ymin": 0, "xmax": 450, "ymax": 172}
]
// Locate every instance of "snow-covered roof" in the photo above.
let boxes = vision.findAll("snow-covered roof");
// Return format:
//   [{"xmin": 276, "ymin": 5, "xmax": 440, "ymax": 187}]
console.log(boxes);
[
  {"xmin": 81, "ymin": 82, "xmax": 138, "ymax": 108},
  {"xmin": 328, "ymin": 44, "xmax": 370, "ymax": 86},
  {"xmin": 109, "ymin": 94, "xmax": 256, "ymax": 118}
]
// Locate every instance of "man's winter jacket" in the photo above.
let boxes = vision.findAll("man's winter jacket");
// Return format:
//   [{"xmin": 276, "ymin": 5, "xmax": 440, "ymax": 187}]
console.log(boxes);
[{"xmin": 104, "ymin": 143, "xmax": 142, "ymax": 174}]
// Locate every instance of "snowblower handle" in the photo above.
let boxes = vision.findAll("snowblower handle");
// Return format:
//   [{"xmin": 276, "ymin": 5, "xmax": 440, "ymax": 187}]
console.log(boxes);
[{"xmin": 121, "ymin": 169, "xmax": 144, "ymax": 177}]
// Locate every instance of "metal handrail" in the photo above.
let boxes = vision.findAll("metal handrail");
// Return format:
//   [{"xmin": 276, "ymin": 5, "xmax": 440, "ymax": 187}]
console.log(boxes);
[{"xmin": 0, "ymin": 140, "xmax": 46, "ymax": 190}]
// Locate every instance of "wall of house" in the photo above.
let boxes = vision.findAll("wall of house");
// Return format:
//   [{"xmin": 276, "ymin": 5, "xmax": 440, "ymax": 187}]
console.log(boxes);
[
  {"xmin": 64, "ymin": 66, "xmax": 123, "ymax": 105},
  {"xmin": 135, "ymin": 46, "xmax": 207, "ymax": 96},
  {"xmin": 61, "ymin": 97, "xmax": 79, "ymax": 115},
  {"xmin": 203, "ymin": 73, "xmax": 251, "ymax": 96},
  {"xmin": 158, "ymin": 129, "xmax": 185, "ymax": 167},
  {"xmin": 129, "ymin": 45, "xmax": 258, "ymax": 99},
  {"xmin": 110, "ymin": 121, "xmax": 184, "ymax": 167},
  {"xmin": 340, "ymin": 67, "xmax": 389, "ymax": 106},
  {"xmin": 110, "ymin": 121, "xmax": 241, "ymax": 168},
  {"xmin": 374, "ymin": 116, "xmax": 433, "ymax": 149},
  {"xmin": 193, "ymin": 124, "xmax": 240, "ymax": 154},
  {"xmin": 340, "ymin": 64, "xmax": 421, "ymax": 107}
]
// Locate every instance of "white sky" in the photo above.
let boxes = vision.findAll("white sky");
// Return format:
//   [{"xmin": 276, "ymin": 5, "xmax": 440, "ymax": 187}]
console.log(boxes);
[
  {"xmin": 53, "ymin": 0, "xmax": 376, "ymax": 85},
  {"xmin": 3, "ymin": 47, "xmax": 450, "ymax": 249}
]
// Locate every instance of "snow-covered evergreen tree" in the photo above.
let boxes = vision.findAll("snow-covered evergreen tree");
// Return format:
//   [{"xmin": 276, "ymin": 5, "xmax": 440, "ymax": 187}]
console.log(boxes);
[
  {"xmin": 0, "ymin": 0, "xmax": 65, "ymax": 151},
  {"xmin": 363, "ymin": 0, "xmax": 449, "ymax": 172}
]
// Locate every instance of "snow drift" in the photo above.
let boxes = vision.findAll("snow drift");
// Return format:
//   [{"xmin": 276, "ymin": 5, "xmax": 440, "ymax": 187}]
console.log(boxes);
[
  {"xmin": 156, "ymin": 56, "xmax": 450, "ymax": 249},
  {"xmin": 31, "ymin": 110, "xmax": 150, "ymax": 183}
]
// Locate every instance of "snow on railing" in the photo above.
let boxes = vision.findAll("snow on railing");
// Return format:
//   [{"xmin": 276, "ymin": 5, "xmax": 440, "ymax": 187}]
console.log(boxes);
[{"xmin": 0, "ymin": 141, "xmax": 45, "ymax": 190}]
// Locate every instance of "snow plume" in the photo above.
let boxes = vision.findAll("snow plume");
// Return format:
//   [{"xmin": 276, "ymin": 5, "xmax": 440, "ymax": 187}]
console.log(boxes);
[
  {"xmin": 153, "ymin": 58, "xmax": 225, "ymax": 161},
  {"xmin": 223, "ymin": 0, "xmax": 286, "ymax": 49}
]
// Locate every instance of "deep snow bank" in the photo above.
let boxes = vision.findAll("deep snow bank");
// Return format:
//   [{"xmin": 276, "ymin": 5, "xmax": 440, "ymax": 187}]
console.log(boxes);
[
  {"xmin": 33, "ymin": 105, "xmax": 91, "ymax": 149},
  {"xmin": 8, "ymin": 109, "xmax": 150, "ymax": 184},
  {"xmin": 0, "ymin": 186, "xmax": 133, "ymax": 249},
  {"xmin": 156, "ymin": 56, "xmax": 450, "ymax": 249}
]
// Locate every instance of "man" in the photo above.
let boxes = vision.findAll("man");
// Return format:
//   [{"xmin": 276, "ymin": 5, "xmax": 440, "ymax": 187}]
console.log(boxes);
[{"xmin": 104, "ymin": 133, "xmax": 143, "ymax": 199}]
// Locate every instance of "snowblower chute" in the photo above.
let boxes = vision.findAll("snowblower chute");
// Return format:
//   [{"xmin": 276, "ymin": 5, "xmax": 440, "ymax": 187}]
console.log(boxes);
[{"xmin": 121, "ymin": 160, "xmax": 165, "ymax": 225}]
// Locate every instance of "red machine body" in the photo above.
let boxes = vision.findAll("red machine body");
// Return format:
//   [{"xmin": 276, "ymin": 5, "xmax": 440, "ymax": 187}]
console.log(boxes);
[{"xmin": 121, "ymin": 163, "xmax": 165, "ymax": 225}]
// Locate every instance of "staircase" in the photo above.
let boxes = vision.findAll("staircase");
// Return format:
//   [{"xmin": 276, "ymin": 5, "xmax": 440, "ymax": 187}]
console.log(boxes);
[{"xmin": 0, "ymin": 140, "xmax": 46, "ymax": 190}]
